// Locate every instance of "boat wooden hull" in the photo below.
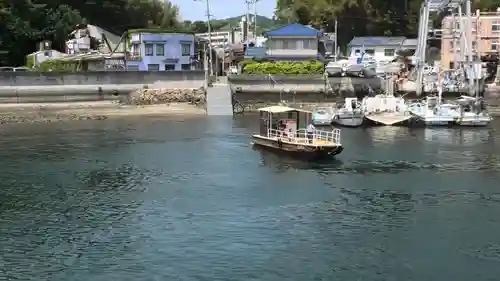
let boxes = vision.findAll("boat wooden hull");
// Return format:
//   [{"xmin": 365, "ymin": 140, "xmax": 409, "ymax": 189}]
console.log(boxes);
[{"xmin": 252, "ymin": 135, "xmax": 343, "ymax": 159}]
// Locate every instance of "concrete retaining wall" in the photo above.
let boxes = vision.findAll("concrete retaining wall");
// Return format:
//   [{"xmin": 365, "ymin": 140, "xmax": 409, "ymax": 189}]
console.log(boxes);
[
  {"xmin": 0, "ymin": 71, "xmax": 205, "ymax": 103},
  {"xmin": 228, "ymin": 75, "xmax": 385, "ymax": 93}
]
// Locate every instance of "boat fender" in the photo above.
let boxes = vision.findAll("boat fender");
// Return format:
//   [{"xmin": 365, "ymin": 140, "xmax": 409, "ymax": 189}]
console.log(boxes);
[{"xmin": 333, "ymin": 115, "xmax": 339, "ymax": 120}]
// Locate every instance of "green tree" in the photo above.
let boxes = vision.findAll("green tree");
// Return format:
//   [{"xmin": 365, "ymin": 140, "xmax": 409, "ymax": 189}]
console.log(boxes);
[
  {"xmin": 0, "ymin": 0, "xmax": 81, "ymax": 66},
  {"xmin": 0, "ymin": 0, "xmax": 183, "ymax": 66}
]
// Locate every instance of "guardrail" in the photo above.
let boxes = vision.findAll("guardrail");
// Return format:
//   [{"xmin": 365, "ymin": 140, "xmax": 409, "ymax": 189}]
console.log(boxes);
[{"xmin": 266, "ymin": 128, "xmax": 341, "ymax": 145}]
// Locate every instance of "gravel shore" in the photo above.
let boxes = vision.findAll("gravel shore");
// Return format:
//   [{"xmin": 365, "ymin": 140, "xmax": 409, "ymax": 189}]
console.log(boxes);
[{"xmin": 0, "ymin": 87, "xmax": 207, "ymax": 124}]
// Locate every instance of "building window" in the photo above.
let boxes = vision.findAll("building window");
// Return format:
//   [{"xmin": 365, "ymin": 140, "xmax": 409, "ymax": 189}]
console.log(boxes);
[
  {"xmin": 127, "ymin": 65, "xmax": 139, "ymax": 71},
  {"xmin": 354, "ymin": 49, "xmax": 361, "ymax": 55},
  {"xmin": 273, "ymin": 40, "xmax": 283, "ymax": 49},
  {"xmin": 449, "ymin": 41, "xmax": 454, "ymax": 49},
  {"xmin": 132, "ymin": 44, "xmax": 140, "ymax": 56},
  {"xmin": 472, "ymin": 41, "xmax": 477, "ymax": 50},
  {"xmin": 165, "ymin": 64, "xmax": 176, "ymax": 71},
  {"xmin": 145, "ymin": 44, "xmax": 153, "ymax": 56},
  {"xmin": 491, "ymin": 39, "xmax": 498, "ymax": 50},
  {"xmin": 303, "ymin": 40, "xmax": 312, "ymax": 49},
  {"xmin": 148, "ymin": 64, "xmax": 159, "ymax": 71},
  {"xmin": 365, "ymin": 49, "xmax": 375, "ymax": 55},
  {"xmin": 283, "ymin": 39, "xmax": 296, "ymax": 49},
  {"xmin": 384, "ymin": 49, "xmax": 395, "ymax": 56},
  {"xmin": 493, "ymin": 20, "xmax": 500, "ymax": 32},
  {"xmin": 156, "ymin": 44, "xmax": 164, "ymax": 56},
  {"xmin": 181, "ymin": 64, "xmax": 191, "ymax": 70},
  {"xmin": 181, "ymin": 43, "xmax": 191, "ymax": 56},
  {"xmin": 266, "ymin": 40, "xmax": 274, "ymax": 49}
]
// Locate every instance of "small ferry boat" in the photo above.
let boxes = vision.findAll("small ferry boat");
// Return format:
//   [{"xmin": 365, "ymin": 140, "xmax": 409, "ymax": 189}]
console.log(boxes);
[{"xmin": 252, "ymin": 106, "xmax": 343, "ymax": 159}]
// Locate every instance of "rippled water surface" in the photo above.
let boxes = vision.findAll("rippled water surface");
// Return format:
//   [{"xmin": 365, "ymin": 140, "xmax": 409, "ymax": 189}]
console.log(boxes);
[{"xmin": 1, "ymin": 116, "xmax": 500, "ymax": 281}]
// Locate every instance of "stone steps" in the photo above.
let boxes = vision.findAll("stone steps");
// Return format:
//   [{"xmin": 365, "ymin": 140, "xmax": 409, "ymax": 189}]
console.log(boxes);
[{"xmin": 206, "ymin": 85, "xmax": 233, "ymax": 115}]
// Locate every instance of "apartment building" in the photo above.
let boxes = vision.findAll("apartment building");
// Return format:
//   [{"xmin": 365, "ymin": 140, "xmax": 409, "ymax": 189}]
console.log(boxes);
[
  {"xmin": 441, "ymin": 10, "xmax": 500, "ymax": 69},
  {"xmin": 127, "ymin": 32, "xmax": 196, "ymax": 71}
]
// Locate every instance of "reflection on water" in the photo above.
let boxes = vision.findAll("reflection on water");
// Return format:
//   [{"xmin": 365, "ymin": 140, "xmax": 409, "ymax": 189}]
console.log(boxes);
[
  {"xmin": 423, "ymin": 127, "xmax": 494, "ymax": 145},
  {"xmin": 1, "ymin": 117, "xmax": 500, "ymax": 280}
]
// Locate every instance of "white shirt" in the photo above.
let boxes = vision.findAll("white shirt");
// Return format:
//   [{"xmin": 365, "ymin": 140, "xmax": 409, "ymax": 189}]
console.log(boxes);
[{"xmin": 306, "ymin": 124, "xmax": 315, "ymax": 132}]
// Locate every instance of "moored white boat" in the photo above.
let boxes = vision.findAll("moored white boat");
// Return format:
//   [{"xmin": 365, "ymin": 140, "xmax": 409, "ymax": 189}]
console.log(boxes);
[
  {"xmin": 312, "ymin": 106, "xmax": 334, "ymax": 126},
  {"xmin": 325, "ymin": 59, "xmax": 348, "ymax": 77},
  {"xmin": 408, "ymin": 97, "xmax": 460, "ymax": 126},
  {"xmin": 362, "ymin": 94, "xmax": 412, "ymax": 126},
  {"xmin": 346, "ymin": 53, "xmax": 377, "ymax": 77},
  {"xmin": 331, "ymin": 98, "xmax": 364, "ymax": 127},
  {"xmin": 454, "ymin": 96, "xmax": 492, "ymax": 127}
]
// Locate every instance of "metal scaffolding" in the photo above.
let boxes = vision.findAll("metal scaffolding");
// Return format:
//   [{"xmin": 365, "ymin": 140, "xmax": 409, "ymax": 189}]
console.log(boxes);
[{"xmin": 415, "ymin": 0, "xmax": 477, "ymax": 95}]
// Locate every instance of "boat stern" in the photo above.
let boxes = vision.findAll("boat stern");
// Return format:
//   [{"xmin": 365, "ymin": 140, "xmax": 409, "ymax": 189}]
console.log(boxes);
[{"xmin": 312, "ymin": 119, "xmax": 332, "ymax": 126}]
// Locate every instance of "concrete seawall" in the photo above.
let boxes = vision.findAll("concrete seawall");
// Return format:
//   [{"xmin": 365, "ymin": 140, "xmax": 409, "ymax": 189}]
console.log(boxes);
[
  {"xmin": 228, "ymin": 75, "xmax": 385, "ymax": 94},
  {"xmin": 0, "ymin": 71, "xmax": 205, "ymax": 103}
]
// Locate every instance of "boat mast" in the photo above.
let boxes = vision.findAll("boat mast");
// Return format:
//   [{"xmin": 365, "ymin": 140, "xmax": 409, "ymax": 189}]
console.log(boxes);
[{"xmin": 438, "ymin": 69, "xmax": 442, "ymax": 107}]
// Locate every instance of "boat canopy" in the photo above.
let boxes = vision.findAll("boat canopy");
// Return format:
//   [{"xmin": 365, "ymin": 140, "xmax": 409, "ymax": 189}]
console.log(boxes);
[{"xmin": 257, "ymin": 106, "xmax": 311, "ymax": 114}]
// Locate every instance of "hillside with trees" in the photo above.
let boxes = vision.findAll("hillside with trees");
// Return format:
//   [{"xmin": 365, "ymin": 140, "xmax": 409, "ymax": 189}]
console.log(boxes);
[
  {"xmin": 2, "ymin": 0, "xmax": 500, "ymax": 67},
  {"xmin": 275, "ymin": 0, "xmax": 500, "ymax": 47},
  {"xmin": 0, "ymin": 0, "xmax": 276, "ymax": 67}
]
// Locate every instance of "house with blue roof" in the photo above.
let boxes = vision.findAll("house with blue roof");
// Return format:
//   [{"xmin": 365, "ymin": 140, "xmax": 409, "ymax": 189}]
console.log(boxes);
[
  {"xmin": 347, "ymin": 36, "xmax": 417, "ymax": 63},
  {"xmin": 262, "ymin": 23, "xmax": 324, "ymax": 60}
]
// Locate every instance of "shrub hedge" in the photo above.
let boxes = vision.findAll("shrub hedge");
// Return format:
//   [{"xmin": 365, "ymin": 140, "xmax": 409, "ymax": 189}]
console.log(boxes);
[
  {"xmin": 241, "ymin": 60, "xmax": 323, "ymax": 75},
  {"xmin": 36, "ymin": 60, "xmax": 81, "ymax": 72},
  {"xmin": 25, "ymin": 54, "xmax": 35, "ymax": 68}
]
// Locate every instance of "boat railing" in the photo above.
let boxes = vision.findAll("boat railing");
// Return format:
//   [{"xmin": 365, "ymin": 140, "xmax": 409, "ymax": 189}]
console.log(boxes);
[{"xmin": 266, "ymin": 128, "xmax": 341, "ymax": 145}]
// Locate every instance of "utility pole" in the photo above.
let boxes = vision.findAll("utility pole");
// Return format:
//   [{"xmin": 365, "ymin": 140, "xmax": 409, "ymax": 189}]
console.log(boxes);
[
  {"xmin": 195, "ymin": 0, "xmax": 213, "ymax": 75},
  {"xmin": 334, "ymin": 19, "xmax": 338, "ymax": 61},
  {"xmin": 245, "ymin": 0, "xmax": 251, "ymax": 39},
  {"xmin": 254, "ymin": 0, "xmax": 259, "ymax": 38},
  {"xmin": 205, "ymin": 0, "xmax": 213, "ymax": 76}
]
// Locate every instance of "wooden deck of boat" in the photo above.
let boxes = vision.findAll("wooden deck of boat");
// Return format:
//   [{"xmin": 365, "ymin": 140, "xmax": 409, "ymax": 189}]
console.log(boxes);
[{"xmin": 365, "ymin": 113, "xmax": 412, "ymax": 125}]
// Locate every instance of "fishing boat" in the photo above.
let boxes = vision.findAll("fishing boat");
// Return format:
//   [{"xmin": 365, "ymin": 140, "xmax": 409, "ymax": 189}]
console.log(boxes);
[
  {"xmin": 252, "ymin": 106, "xmax": 344, "ymax": 159},
  {"xmin": 362, "ymin": 94, "xmax": 412, "ymax": 126},
  {"xmin": 408, "ymin": 96, "xmax": 459, "ymax": 126},
  {"xmin": 346, "ymin": 53, "xmax": 377, "ymax": 78},
  {"xmin": 325, "ymin": 59, "xmax": 348, "ymax": 77},
  {"xmin": 331, "ymin": 98, "xmax": 364, "ymax": 127},
  {"xmin": 312, "ymin": 106, "xmax": 334, "ymax": 126},
  {"xmin": 407, "ymin": 75, "xmax": 464, "ymax": 126},
  {"xmin": 454, "ymin": 95, "xmax": 492, "ymax": 126}
]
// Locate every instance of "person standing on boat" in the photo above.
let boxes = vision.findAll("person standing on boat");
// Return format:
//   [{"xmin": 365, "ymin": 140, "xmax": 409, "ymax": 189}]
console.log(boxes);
[{"xmin": 306, "ymin": 122, "xmax": 315, "ymax": 144}]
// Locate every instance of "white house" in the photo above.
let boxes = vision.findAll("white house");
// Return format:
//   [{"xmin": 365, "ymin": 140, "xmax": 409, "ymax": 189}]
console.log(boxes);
[
  {"xmin": 347, "ymin": 37, "xmax": 417, "ymax": 63},
  {"xmin": 26, "ymin": 41, "xmax": 64, "ymax": 67},
  {"xmin": 263, "ymin": 23, "xmax": 323, "ymax": 60},
  {"xmin": 66, "ymin": 24, "xmax": 122, "ymax": 54},
  {"xmin": 196, "ymin": 30, "xmax": 255, "ymax": 48}
]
